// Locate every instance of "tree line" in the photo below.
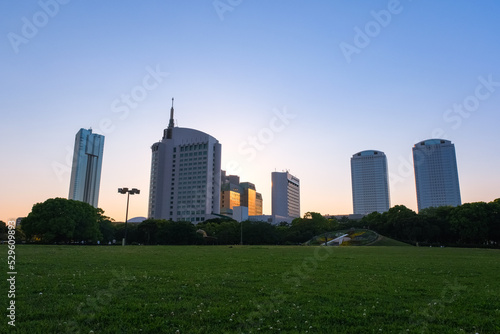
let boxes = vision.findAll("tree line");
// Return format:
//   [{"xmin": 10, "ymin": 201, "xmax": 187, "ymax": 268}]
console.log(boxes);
[
  {"xmin": 9, "ymin": 197, "xmax": 500, "ymax": 247},
  {"xmin": 359, "ymin": 199, "xmax": 500, "ymax": 247}
]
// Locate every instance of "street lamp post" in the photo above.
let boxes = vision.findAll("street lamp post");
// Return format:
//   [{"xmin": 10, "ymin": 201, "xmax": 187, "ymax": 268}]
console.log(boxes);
[{"xmin": 118, "ymin": 187, "xmax": 140, "ymax": 246}]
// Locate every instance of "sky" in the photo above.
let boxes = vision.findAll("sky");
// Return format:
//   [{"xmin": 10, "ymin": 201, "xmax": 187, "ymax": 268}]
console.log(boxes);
[{"xmin": 1, "ymin": 0, "xmax": 500, "ymax": 223}]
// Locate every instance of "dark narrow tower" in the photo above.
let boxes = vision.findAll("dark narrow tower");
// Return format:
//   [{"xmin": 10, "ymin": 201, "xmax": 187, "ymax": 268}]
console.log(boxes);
[{"xmin": 164, "ymin": 98, "xmax": 175, "ymax": 139}]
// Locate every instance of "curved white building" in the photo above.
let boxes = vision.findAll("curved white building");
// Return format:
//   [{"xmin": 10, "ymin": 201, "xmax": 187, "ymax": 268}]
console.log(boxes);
[
  {"xmin": 148, "ymin": 100, "xmax": 221, "ymax": 222},
  {"xmin": 351, "ymin": 150, "xmax": 390, "ymax": 215},
  {"xmin": 413, "ymin": 139, "xmax": 461, "ymax": 211}
]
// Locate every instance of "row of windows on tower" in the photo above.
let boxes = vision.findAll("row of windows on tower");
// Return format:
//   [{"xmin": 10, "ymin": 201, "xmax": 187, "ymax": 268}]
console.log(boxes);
[
  {"xmin": 179, "ymin": 151, "xmax": 208, "ymax": 157},
  {"xmin": 180, "ymin": 143, "xmax": 208, "ymax": 152}
]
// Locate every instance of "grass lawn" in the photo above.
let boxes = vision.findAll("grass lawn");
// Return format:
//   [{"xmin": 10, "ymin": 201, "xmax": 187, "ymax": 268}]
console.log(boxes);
[{"xmin": 2, "ymin": 245, "xmax": 499, "ymax": 333}]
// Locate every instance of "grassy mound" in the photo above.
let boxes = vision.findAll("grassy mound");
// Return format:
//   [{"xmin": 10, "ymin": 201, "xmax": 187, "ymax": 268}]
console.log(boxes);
[
  {"xmin": 307, "ymin": 229, "xmax": 412, "ymax": 247},
  {"xmin": 306, "ymin": 229, "xmax": 378, "ymax": 246}
]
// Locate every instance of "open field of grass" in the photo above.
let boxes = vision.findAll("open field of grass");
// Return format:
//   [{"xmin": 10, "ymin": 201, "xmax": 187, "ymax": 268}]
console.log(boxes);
[
  {"xmin": 2, "ymin": 245, "xmax": 499, "ymax": 333},
  {"xmin": 369, "ymin": 236, "xmax": 412, "ymax": 247}
]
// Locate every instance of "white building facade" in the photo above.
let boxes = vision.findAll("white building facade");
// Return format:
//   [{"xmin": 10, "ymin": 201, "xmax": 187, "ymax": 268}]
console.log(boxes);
[
  {"xmin": 351, "ymin": 150, "xmax": 390, "ymax": 215},
  {"xmin": 413, "ymin": 139, "xmax": 461, "ymax": 211},
  {"xmin": 68, "ymin": 128, "xmax": 104, "ymax": 208},
  {"xmin": 271, "ymin": 171, "xmax": 300, "ymax": 218},
  {"xmin": 148, "ymin": 102, "xmax": 221, "ymax": 222}
]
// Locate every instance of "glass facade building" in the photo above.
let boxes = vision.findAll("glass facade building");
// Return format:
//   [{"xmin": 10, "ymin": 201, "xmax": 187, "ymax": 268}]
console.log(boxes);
[
  {"xmin": 413, "ymin": 139, "xmax": 461, "ymax": 211},
  {"xmin": 220, "ymin": 173, "xmax": 263, "ymax": 216},
  {"xmin": 68, "ymin": 128, "xmax": 105, "ymax": 208},
  {"xmin": 351, "ymin": 150, "xmax": 390, "ymax": 215}
]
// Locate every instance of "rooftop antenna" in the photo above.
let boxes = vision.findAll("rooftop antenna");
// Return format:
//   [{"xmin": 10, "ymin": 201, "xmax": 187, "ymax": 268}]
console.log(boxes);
[{"xmin": 164, "ymin": 97, "xmax": 175, "ymax": 139}]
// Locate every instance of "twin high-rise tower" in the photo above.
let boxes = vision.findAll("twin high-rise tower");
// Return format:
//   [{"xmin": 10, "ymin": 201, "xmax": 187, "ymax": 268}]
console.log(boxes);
[
  {"xmin": 351, "ymin": 150, "xmax": 390, "ymax": 215},
  {"xmin": 148, "ymin": 99, "xmax": 222, "ymax": 222},
  {"xmin": 351, "ymin": 139, "xmax": 461, "ymax": 214},
  {"xmin": 413, "ymin": 139, "xmax": 461, "ymax": 211}
]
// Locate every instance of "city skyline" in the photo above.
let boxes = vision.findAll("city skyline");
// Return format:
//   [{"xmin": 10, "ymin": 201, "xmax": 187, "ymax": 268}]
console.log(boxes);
[{"xmin": 1, "ymin": 1, "xmax": 500, "ymax": 222}]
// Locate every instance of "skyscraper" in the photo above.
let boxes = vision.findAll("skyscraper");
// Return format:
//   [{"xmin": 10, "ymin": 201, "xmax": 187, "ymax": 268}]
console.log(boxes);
[
  {"xmin": 350, "ymin": 150, "xmax": 390, "ymax": 215},
  {"xmin": 68, "ymin": 128, "xmax": 105, "ymax": 208},
  {"xmin": 271, "ymin": 171, "xmax": 300, "ymax": 218},
  {"xmin": 413, "ymin": 139, "xmax": 461, "ymax": 211},
  {"xmin": 148, "ymin": 99, "xmax": 222, "ymax": 222}
]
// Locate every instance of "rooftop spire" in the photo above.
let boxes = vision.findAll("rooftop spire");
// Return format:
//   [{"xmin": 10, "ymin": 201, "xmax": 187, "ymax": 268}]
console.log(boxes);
[{"xmin": 165, "ymin": 97, "xmax": 175, "ymax": 139}]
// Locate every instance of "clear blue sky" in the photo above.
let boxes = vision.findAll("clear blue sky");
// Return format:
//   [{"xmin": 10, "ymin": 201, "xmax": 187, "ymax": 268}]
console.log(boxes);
[{"xmin": 1, "ymin": 0, "xmax": 499, "ymax": 222}]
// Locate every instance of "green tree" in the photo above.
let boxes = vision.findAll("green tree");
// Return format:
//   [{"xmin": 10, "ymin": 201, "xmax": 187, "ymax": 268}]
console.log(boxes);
[
  {"xmin": 384, "ymin": 205, "xmax": 420, "ymax": 242},
  {"xmin": 418, "ymin": 206, "xmax": 454, "ymax": 244},
  {"xmin": 156, "ymin": 220, "xmax": 199, "ymax": 245},
  {"xmin": 115, "ymin": 223, "xmax": 139, "ymax": 244},
  {"xmin": 138, "ymin": 219, "xmax": 160, "ymax": 245},
  {"xmin": 21, "ymin": 198, "xmax": 103, "ymax": 243},
  {"xmin": 361, "ymin": 211, "xmax": 385, "ymax": 231},
  {"xmin": 0, "ymin": 221, "xmax": 7, "ymax": 241},
  {"xmin": 449, "ymin": 202, "xmax": 489, "ymax": 245},
  {"xmin": 285, "ymin": 212, "xmax": 336, "ymax": 243},
  {"xmin": 97, "ymin": 209, "xmax": 115, "ymax": 243},
  {"xmin": 197, "ymin": 220, "xmax": 240, "ymax": 244},
  {"xmin": 240, "ymin": 220, "xmax": 280, "ymax": 245},
  {"xmin": 488, "ymin": 199, "xmax": 500, "ymax": 245}
]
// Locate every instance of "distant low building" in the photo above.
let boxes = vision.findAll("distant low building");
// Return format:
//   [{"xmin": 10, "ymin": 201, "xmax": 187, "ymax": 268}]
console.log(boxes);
[
  {"xmin": 326, "ymin": 214, "xmax": 365, "ymax": 221},
  {"xmin": 127, "ymin": 216, "xmax": 147, "ymax": 223},
  {"xmin": 248, "ymin": 214, "xmax": 294, "ymax": 225},
  {"xmin": 220, "ymin": 171, "xmax": 263, "ymax": 216}
]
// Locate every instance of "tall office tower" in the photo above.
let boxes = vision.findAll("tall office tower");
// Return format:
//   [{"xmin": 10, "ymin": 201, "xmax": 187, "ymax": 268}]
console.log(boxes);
[
  {"xmin": 413, "ymin": 139, "xmax": 461, "ymax": 211},
  {"xmin": 68, "ymin": 128, "xmax": 105, "ymax": 208},
  {"xmin": 271, "ymin": 171, "xmax": 300, "ymax": 218},
  {"xmin": 240, "ymin": 182, "xmax": 263, "ymax": 215},
  {"xmin": 350, "ymin": 150, "xmax": 390, "ymax": 215},
  {"xmin": 148, "ymin": 99, "xmax": 222, "ymax": 222}
]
